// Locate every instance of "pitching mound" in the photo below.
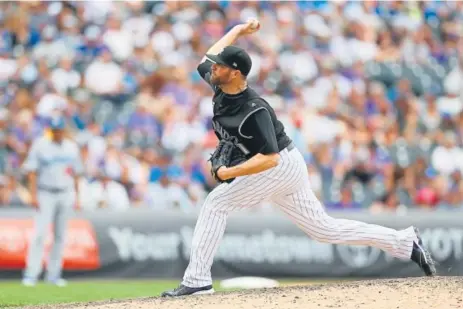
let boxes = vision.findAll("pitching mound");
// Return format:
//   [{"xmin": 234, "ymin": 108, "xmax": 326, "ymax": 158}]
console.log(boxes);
[{"xmin": 32, "ymin": 277, "xmax": 463, "ymax": 309}]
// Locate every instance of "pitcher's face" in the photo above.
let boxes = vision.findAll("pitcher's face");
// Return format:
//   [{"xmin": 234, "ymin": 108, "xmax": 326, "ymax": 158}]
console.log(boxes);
[{"xmin": 210, "ymin": 63, "xmax": 237, "ymax": 86}]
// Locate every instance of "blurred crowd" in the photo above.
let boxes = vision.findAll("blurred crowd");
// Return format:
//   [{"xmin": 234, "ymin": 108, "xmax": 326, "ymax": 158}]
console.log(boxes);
[{"xmin": 0, "ymin": 1, "xmax": 462, "ymax": 213}]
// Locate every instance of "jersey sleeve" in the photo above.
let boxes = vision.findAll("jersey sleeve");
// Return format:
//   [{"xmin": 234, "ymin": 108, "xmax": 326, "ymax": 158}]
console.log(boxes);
[
  {"xmin": 197, "ymin": 57, "xmax": 217, "ymax": 91},
  {"xmin": 22, "ymin": 140, "xmax": 41, "ymax": 172},
  {"xmin": 241, "ymin": 108, "xmax": 279, "ymax": 155}
]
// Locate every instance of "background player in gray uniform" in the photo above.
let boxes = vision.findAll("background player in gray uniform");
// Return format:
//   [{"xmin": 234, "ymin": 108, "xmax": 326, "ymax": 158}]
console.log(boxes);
[
  {"xmin": 21, "ymin": 116, "xmax": 82, "ymax": 287},
  {"xmin": 161, "ymin": 19, "xmax": 436, "ymax": 297}
]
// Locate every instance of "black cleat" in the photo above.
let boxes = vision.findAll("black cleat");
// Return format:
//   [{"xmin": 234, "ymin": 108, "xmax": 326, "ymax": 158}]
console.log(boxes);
[
  {"xmin": 411, "ymin": 227, "xmax": 436, "ymax": 276},
  {"xmin": 161, "ymin": 284, "xmax": 215, "ymax": 297}
]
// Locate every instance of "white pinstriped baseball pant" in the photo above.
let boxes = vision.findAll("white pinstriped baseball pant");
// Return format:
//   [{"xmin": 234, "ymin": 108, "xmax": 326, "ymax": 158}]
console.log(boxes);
[{"xmin": 182, "ymin": 146, "xmax": 418, "ymax": 287}]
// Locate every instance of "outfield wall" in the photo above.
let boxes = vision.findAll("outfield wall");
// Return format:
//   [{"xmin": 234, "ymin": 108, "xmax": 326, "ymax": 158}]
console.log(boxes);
[{"xmin": 0, "ymin": 208, "xmax": 462, "ymax": 279}]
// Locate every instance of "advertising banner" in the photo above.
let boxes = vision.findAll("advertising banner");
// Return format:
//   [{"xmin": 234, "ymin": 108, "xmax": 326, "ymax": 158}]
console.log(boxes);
[
  {"xmin": 0, "ymin": 209, "xmax": 462, "ymax": 279},
  {"xmin": 0, "ymin": 217, "xmax": 100, "ymax": 271}
]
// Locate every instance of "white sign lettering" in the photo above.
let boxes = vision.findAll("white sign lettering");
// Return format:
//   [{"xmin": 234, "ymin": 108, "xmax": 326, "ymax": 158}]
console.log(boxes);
[
  {"xmin": 421, "ymin": 228, "xmax": 463, "ymax": 262},
  {"xmin": 180, "ymin": 226, "xmax": 333, "ymax": 264},
  {"xmin": 107, "ymin": 227, "xmax": 180, "ymax": 262}
]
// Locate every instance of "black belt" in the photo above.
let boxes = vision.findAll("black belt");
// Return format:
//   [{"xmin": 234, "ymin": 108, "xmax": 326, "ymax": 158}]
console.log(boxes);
[{"xmin": 286, "ymin": 142, "xmax": 295, "ymax": 152}]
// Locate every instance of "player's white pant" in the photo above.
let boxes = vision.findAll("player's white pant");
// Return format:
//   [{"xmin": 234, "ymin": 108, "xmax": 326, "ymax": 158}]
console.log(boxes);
[
  {"xmin": 23, "ymin": 189, "xmax": 74, "ymax": 281},
  {"xmin": 182, "ymin": 147, "xmax": 418, "ymax": 288}
]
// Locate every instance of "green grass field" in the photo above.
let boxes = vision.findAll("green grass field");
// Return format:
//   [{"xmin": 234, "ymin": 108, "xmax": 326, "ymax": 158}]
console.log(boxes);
[
  {"xmin": 0, "ymin": 279, "xmax": 344, "ymax": 308},
  {"xmin": 0, "ymin": 280, "xmax": 179, "ymax": 308}
]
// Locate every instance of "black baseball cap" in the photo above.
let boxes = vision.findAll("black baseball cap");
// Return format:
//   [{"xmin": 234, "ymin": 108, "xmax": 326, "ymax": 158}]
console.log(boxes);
[{"xmin": 206, "ymin": 45, "xmax": 252, "ymax": 76}]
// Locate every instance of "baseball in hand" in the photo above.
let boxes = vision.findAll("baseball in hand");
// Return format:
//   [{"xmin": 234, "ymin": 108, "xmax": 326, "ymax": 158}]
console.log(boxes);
[
  {"xmin": 247, "ymin": 18, "xmax": 260, "ymax": 30},
  {"xmin": 237, "ymin": 18, "xmax": 260, "ymax": 35}
]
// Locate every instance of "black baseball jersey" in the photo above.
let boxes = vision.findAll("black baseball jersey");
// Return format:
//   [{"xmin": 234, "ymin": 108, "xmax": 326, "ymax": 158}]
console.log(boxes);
[{"xmin": 198, "ymin": 59, "xmax": 292, "ymax": 161}]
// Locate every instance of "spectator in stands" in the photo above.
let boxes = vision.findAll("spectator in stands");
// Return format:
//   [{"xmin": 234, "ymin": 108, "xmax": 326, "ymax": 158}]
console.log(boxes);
[
  {"xmin": 370, "ymin": 190, "xmax": 403, "ymax": 214},
  {"xmin": 414, "ymin": 176, "xmax": 442, "ymax": 210},
  {"xmin": 0, "ymin": 108, "xmax": 9, "ymax": 173},
  {"xmin": 0, "ymin": 50, "xmax": 17, "ymax": 82},
  {"xmin": 438, "ymin": 170, "xmax": 463, "ymax": 209},
  {"xmin": 103, "ymin": 15, "xmax": 134, "ymax": 62},
  {"xmin": 136, "ymin": 70, "xmax": 176, "ymax": 124},
  {"xmin": 84, "ymin": 48, "xmax": 124, "ymax": 98},
  {"xmin": 161, "ymin": 109, "xmax": 207, "ymax": 154},
  {"xmin": 0, "ymin": 175, "xmax": 30, "ymax": 207},
  {"xmin": 431, "ymin": 131, "xmax": 463, "ymax": 176},
  {"xmin": 327, "ymin": 181, "xmax": 363, "ymax": 210},
  {"xmin": 0, "ymin": 175, "xmax": 11, "ymax": 206},
  {"xmin": 344, "ymin": 144, "xmax": 376, "ymax": 187},
  {"xmin": 50, "ymin": 56, "xmax": 81, "ymax": 96},
  {"xmin": 126, "ymin": 101, "xmax": 163, "ymax": 146},
  {"xmin": 33, "ymin": 25, "xmax": 72, "ymax": 66},
  {"xmin": 76, "ymin": 25, "xmax": 107, "ymax": 63},
  {"xmin": 418, "ymin": 93, "xmax": 442, "ymax": 135},
  {"xmin": 79, "ymin": 171, "xmax": 131, "ymax": 212},
  {"xmin": 144, "ymin": 169, "xmax": 194, "ymax": 212},
  {"xmin": 0, "ymin": 1, "xmax": 462, "ymax": 212}
]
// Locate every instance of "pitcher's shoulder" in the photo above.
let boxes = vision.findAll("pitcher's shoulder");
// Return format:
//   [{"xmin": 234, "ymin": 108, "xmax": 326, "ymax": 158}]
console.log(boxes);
[
  {"xmin": 241, "ymin": 98, "xmax": 271, "ymax": 121},
  {"xmin": 244, "ymin": 96, "xmax": 271, "ymax": 112}
]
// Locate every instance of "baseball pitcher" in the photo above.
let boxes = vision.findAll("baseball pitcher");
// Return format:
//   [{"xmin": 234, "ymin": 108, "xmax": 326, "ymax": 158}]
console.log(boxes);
[{"xmin": 161, "ymin": 19, "xmax": 436, "ymax": 297}]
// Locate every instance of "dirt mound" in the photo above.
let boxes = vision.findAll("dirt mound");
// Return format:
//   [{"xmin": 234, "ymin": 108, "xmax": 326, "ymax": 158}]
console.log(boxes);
[{"xmin": 32, "ymin": 277, "xmax": 463, "ymax": 309}]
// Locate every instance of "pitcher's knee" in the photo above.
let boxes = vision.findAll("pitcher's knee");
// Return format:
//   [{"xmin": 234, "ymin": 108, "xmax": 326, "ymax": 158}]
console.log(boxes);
[
  {"xmin": 203, "ymin": 193, "xmax": 235, "ymax": 213},
  {"xmin": 305, "ymin": 212, "xmax": 341, "ymax": 243},
  {"xmin": 204, "ymin": 200, "xmax": 233, "ymax": 214}
]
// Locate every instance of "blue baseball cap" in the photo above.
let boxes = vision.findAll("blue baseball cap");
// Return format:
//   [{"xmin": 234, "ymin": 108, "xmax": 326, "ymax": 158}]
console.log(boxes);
[{"xmin": 49, "ymin": 116, "xmax": 66, "ymax": 130}]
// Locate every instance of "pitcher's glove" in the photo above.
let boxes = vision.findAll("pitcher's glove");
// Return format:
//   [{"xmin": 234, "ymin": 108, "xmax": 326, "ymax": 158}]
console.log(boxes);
[{"xmin": 208, "ymin": 138, "xmax": 246, "ymax": 184}]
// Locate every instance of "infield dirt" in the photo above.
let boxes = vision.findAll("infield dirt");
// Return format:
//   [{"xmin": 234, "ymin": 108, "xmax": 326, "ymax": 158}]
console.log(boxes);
[{"xmin": 24, "ymin": 276, "xmax": 463, "ymax": 309}]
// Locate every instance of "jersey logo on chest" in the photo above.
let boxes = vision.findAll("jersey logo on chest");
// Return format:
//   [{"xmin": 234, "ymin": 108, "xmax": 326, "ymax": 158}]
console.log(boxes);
[
  {"xmin": 212, "ymin": 120, "xmax": 250, "ymax": 155},
  {"xmin": 39, "ymin": 155, "xmax": 73, "ymax": 166}
]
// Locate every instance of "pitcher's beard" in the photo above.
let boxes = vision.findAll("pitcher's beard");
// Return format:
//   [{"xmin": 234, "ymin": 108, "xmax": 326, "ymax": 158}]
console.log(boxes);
[{"xmin": 210, "ymin": 75, "xmax": 222, "ymax": 85}]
